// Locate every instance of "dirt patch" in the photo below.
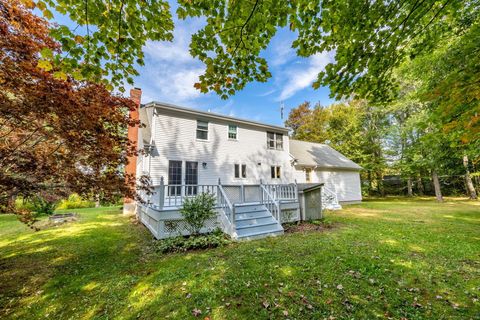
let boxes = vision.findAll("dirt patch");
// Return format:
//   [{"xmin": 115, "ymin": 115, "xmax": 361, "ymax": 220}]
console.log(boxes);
[{"xmin": 283, "ymin": 220, "xmax": 337, "ymax": 234}]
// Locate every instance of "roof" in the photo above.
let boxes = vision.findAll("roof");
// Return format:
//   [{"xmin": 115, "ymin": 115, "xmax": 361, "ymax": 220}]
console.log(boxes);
[
  {"xmin": 143, "ymin": 101, "xmax": 289, "ymax": 133},
  {"xmin": 289, "ymin": 139, "xmax": 362, "ymax": 170},
  {"xmin": 297, "ymin": 183, "xmax": 324, "ymax": 193}
]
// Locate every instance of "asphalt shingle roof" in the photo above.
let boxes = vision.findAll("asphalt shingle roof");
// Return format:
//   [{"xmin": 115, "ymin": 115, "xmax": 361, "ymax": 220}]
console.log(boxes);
[{"xmin": 289, "ymin": 139, "xmax": 362, "ymax": 170}]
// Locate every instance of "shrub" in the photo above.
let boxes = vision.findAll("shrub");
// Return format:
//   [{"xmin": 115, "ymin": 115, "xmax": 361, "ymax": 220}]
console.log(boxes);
[
  {"xmin": 31, "ymin": 191, "xmax": 63, "ymax": 215},
  {"xmin": 57, "ymin": 194, "xmax": 95, "ymax": 209},
  {"xmin": 180, "ymin": 192, "xmax": 217, "ymax": 235},
  {"xmin": 155, "ymin": 230, "xmax": 231, "ymax": 253}
]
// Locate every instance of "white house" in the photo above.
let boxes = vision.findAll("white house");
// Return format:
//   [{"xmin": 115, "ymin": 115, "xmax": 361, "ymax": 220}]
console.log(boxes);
[{"xmin": 126, "ymin": 89, "xmax": 362, "ymax": 240}]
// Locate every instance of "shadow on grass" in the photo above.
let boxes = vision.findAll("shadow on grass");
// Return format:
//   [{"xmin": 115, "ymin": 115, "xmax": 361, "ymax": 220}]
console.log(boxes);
[{"xmin": 1, "ymin": 199, "xmax": 479, "ymax": 319}]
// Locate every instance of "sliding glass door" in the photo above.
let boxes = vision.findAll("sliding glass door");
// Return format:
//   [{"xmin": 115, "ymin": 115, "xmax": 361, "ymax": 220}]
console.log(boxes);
[{"xmin": 185, "ymin": 161, "xmax": 198, "ymax": 196}]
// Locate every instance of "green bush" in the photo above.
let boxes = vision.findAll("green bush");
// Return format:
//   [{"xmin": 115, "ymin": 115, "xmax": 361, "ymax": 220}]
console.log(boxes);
[
  {"xmin": 180, "ymin": 192, "xmax": 217, "ymax": 235},
  {"xmin": 155, "ymin": 230, "xmax": 231, "ymax": 253},
  {"xmin": 15, "ymin": 197, "xmax": 36, "ymax": 212},
  {"xmin": 57, "ymin": 194, "xmax": 95, "ymax": 210},
  {"xmin": 31, "ymin": 192, "xmax": 63, "ymax": 216}
]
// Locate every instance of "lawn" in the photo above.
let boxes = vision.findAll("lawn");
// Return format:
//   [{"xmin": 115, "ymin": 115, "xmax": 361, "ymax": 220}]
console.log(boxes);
[{"xmin": 0, "ymin": 198, "xmax": 479, "ymax": 319}]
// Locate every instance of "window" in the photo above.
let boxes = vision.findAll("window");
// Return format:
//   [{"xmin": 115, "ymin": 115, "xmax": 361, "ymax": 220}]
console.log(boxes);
[
  {"xmin": 196, "ymin": 120, "xmax": 208, "ymax": 140},
  {"xmin": 234, "ymin": 164, "xmax": 247, "ymax": 178},
  {"xmin": 185, "ymin": 161, "xmax": 198, "ymax": 196},
  {"xmin": 271, "ymin": 166, "xmax": 281, "ymax": 179},
  {"xmin": 168, "ymin": 160, "xmax": 182, "ymax": 196},
  {"xmin": 267, "ymin": 132, "xmax": 283, "ymax": 150},
  {"xmin": 234, "ymin": 164, "xmax": 239, "ymax": 178},
  {"xmin": 305, "ymin": 168, "xmax": 311, "ymax": 182},
  {"xmin": 228, "ymin": 125, "xmax": 237, "ymax": 139}
]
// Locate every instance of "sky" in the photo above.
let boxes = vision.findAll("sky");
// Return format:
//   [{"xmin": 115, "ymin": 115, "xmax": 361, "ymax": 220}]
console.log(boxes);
[
  {"xmin": 126, "ymin": 6, "xmax": 336, "ymax": 127},
  {"xmin": 51, "ymin": 3, "xmax": 336, "ymax": 127}
]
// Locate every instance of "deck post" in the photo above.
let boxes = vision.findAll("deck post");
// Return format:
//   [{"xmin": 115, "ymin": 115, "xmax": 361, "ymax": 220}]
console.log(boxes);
[
  {"xmin": 259, "ymin": 179, "xmax": 263, "ymax": 203},
  {"xmin": 240, "ymin": 184, "xmax": 245, "ymax": 203},
  {"xmin": 159, "ymin": 176, "xmax": 165, "ymax": 209}
]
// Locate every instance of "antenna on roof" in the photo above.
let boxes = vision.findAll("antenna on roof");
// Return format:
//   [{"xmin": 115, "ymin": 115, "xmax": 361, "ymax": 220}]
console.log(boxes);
[{"xmin": 280, "ymin": 101, "xmax": 284, "ymax": 120}]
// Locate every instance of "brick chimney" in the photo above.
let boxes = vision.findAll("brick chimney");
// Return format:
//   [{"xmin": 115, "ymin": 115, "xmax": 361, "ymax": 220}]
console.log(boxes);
[{"xmin": 123, "ymin": 87, "xmax": 142, "ymax": 214}]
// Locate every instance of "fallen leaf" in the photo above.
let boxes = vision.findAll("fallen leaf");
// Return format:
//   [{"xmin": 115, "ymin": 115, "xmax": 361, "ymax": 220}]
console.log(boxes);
[
  {"xmin": 192, "ymin": 308, "xmax": 202, "ymax": 317},
  {"xmin": 336, "ymin": 284, "xmax": 344, "ymax": 290},
  {"xmin": 262, "ymin": 301, "xmax": 270, "ymax": 309}
]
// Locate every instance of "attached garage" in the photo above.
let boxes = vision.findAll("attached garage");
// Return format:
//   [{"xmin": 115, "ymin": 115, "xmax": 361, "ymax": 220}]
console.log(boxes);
[{"xmin": 289, "ymin": 139, "xmax": 362, "ymax": 204}]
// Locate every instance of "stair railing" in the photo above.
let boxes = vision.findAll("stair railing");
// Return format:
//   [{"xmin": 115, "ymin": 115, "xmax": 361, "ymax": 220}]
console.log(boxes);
[
  {"xmin": 217, "ymin": 179, "xmax": 236, "ymax": 236},
  {"xmin": 260, "ymin": 183, "xmax": 281, "ymax": 222},
  {"xmin": 321, "ymin": 185, "xmax": 341, "ymax": 210}
]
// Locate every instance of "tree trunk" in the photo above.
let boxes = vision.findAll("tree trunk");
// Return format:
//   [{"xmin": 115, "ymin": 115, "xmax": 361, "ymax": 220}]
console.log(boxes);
[
  {"xmin": 95, "ymin": 194, "xmax": 101, "ymax": 208},
  {"xmin": 407, "ymin": 177, "xmax": 413, "ymax": 197},
  {"xmin": 432, "ymin": 170, "xmax": 443, "ymax": 202},
  {"xmin": 377, "ymin": 171, "xmax": 385, "ymax": 197},
  {"xmin": 368, "ymin": 171, "xmax": 373, "ymax": 196},
  {"xmin": 417, "ymin": 175, "xmax": 424, "ymax": 196},
  {"xmin": 463, "ymin": 155, "xmax": 478, "ymax": 199}
]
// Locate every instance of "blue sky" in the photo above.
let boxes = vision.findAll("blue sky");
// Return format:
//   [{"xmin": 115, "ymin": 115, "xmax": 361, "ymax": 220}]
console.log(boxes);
[
  {"xmin": 127, "ymin": 11, "xmax": 336, "ymax": 126},
  {"xmin": 50, "ymin": 4, "xmax": 335, "ymax": 127}
]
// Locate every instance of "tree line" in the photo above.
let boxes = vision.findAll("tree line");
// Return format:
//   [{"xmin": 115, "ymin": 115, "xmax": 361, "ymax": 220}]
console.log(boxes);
[{"xmin": 285, "ymin": 22, "xmax": 480, "ymax": 200}]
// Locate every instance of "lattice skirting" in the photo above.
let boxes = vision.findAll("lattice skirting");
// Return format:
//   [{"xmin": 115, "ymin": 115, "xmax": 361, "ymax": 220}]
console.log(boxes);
[
  {"xmin": 137, "ymin": 205, "xmax": 220, "ymax": 239},
  {"xmin": 280, "ymin": 208, "xmax": 300, "ymax": 223}
]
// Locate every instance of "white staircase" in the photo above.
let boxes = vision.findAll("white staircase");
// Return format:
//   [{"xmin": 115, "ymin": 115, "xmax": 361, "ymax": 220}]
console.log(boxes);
[
  {"xmin": 321, "ymin": 185, "xmax": 342, "ymax": 210},
  {"xmin": 234, "ymin": 203, "xmax": 283, "ymax": 240}
]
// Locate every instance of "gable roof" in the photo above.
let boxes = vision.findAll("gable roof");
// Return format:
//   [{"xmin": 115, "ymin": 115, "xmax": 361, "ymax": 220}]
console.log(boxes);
[
  {"xmin": 143, "ymin": 101, "xmax": 289, "ymax": 133},
  {"xmin": 289, "ymin": 139, "xmax": 362, "ymax": 170}
]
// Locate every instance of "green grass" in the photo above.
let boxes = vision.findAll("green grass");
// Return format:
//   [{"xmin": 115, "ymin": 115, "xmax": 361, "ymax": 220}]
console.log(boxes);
[{"xmin": 0, "ymin": 198, "xmax": 479, "ymax": 319}]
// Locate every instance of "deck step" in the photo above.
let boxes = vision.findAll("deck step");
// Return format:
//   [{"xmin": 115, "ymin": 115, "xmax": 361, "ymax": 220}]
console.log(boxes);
[
  {"xmin": 231, "ymin": 203, "xmax": 284, "ymax": 240},
  {"xmin": 236, "ymin": 226, "xmax": 284, "ymax": 240},
  {"xmin": 236, "ymin": 219, "xmax": 278, "ymax": 230},
  {"xmin": 234, "ymin": 204, "xmax": 267, "ymax": 214},
  {"xmin": 235, "ymin": 210, "xmax": 271, "ymax": 220}
]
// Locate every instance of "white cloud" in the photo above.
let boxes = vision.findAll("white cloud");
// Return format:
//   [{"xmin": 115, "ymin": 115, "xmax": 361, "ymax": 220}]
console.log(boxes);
[
  {"xmin": 276, "ymin": 51, "xmax": 334, "ymax": 101},
  {"xmin": 137, "ymin": 19, "xmax": 207, "ymax": 106}
]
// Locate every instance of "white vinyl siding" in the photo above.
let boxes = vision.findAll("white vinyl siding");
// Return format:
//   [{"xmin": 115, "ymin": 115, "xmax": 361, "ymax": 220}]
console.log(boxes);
[
  {"xmin": 293, "ymin": 166, "xmax": 362, "ymax": 202},
  {"xmin": 147, "ymin": 109, "xmax": 292, "ymax": 186}
]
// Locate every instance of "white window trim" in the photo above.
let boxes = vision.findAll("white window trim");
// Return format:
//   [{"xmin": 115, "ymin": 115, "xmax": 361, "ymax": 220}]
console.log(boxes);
[
  {"xmin": 271, "ymin": 165, "xmax": 281, "ymax": 179},
  {"xmin": 196, "ymin": 120, "xmax": 209, "ymax": 141},
  {"xmin": 228, "ymin": 124, "xmax": 238, "ymax": 141},
  {"xmin": 267, "ymin": 132, "xmax": 283, "ymax": 150},
  {"xmin": 234, "ymin": 163, "xmax": 247, "ymax": 179}
]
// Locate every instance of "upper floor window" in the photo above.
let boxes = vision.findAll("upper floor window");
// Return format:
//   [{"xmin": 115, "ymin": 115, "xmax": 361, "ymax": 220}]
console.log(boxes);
[
  {"xmin": 267, "ymin": 132, "xmax": 283, "ymax": 150},
  {"xmin": 234, "ymin": 164, "xmax": 247, "ymax": 178},
  {"xmin": 228, "ymin": 125, "xmax": 237, "ymax": 140},
  {"xmin": 196, "ymin": 120, "xmax": 208, "ymax": 140}
]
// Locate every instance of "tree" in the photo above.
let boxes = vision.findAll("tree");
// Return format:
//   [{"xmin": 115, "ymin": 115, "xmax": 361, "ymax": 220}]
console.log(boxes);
[
  {"xmin": 285, "ymin": 102, "xmax": 312, "ymax": 137},
  {"xmin": 24, "ymin": 0, "xmax": 174, "ymax": 91},
  {"xmin": 0, "ymin": 0, "xmax": 144, "ymax": 219},
  {"xmin": 286, "ymin": 99, "xmax": 388, "ymax": 196},
  {"xmin": 177, "ymin": 0, "xmax": 476, "ymax": 101}
]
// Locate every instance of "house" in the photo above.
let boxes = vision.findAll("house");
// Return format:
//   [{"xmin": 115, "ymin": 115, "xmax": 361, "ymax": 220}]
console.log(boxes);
[
  {"xmin": 290, "ymin": 139, "xmax": 362, "ymax": 204},
  {"xmin": 125, "ymin": 88, "xmax": 362, "ymax": 240}
]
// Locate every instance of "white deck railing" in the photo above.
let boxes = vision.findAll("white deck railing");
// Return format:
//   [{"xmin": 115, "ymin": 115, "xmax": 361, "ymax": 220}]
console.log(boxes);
[
  {"xmin": 143, "ymin": 177, "xmax": 299, "ymax": 211},
  {"xmin": 260, "ymin": 184, "xmax": 280, "ymax": 221}
]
